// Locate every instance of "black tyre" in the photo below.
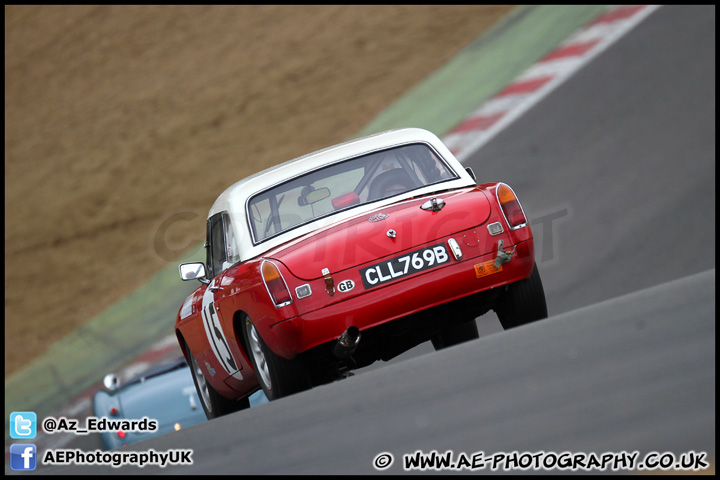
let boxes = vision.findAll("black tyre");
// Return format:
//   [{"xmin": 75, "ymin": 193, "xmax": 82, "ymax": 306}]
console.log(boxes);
[
  {"xmin": 495, "ymin": 263, "xmax": 548, "ymax": 330},
  {"xmin": 184, "ymin": 340, "xmax": 250, "ymax": 419},
  {"xmin": 244, "ymin": 316, "xmax": 312, "ymax": 400},
  {"xmin": 431, "ymin": 320, "xmax": 479, "ymax": 350}
]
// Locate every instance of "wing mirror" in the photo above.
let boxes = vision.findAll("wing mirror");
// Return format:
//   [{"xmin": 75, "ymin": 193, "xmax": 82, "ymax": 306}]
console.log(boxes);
[
  {"xmin": 103, "ymin": 373, "xmax": 120, "ymax": 391},
  {"xmin": 179, "ymin": 262, "xmax": 210, "ymax": 284}
]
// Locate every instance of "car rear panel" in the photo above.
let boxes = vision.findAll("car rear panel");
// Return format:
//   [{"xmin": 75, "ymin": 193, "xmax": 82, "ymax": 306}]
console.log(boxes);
[{"xmin": 261, "ymin": 184, "xmax": 535, "ymax": 358}]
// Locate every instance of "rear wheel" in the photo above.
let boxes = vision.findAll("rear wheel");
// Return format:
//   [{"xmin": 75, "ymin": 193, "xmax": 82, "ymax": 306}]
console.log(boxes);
[
  {"xmin": 495, "ymin": 263, "xmax": 548, "ymax": 329},
  {"xmin": 244, "ymin": 316, "xmax": 312, "ymax": 400},
  {"xmin": 431, "ymin": 320, "xmax": 479, "ymax": 350},
  {"xmin": 184, "ymin": 340, "xmax": 249, "ymax": 419}
]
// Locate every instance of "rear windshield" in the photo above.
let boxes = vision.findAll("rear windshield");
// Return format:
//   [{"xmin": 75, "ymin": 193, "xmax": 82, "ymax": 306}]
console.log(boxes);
[{"xmin": 247, "ymin": 143, "xmax": 457, "ymax": 244}]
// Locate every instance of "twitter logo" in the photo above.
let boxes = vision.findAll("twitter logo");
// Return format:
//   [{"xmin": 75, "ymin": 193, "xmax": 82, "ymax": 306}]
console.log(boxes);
[{"xmin": 10, "ymin": 412, "xmax": 37, "ymax": 439}]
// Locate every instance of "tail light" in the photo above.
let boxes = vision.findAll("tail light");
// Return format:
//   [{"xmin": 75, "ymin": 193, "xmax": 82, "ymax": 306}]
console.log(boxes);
[
  {"xmin": 117, "ymin": 430, "xmax": 127, "ymax": 447},
  {"xmin": 496, "ymin": 183, "xmax": 528, "ymax": 229},
  {"xmin": 261, "ymin": 260, "xmax": 293, "ymax": 307}
]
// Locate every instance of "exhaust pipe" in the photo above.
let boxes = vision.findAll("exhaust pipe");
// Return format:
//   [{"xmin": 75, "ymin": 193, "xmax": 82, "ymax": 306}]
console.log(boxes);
[{"xmin": 333, "ymin": 326, "xmax": 361, "ymax": 358}]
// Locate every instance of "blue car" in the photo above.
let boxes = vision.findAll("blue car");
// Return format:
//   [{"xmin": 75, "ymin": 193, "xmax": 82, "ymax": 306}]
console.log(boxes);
[{"xmin": 92, "ymin": 358, "xmax": 267, "ymax": 449}]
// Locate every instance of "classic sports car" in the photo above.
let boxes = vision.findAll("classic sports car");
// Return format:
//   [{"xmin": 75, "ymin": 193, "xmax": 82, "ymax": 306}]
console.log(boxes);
[
  {"xmin": 92, "ymin": 359, "xmax": 207, "ymax": 450},
  {"xmin": 176, "ymin": 128, "xmax": 547, "ymax": 418},
  {"xmin": 92, "ymin": 358, "xmax": 267, "ymax": 449}
]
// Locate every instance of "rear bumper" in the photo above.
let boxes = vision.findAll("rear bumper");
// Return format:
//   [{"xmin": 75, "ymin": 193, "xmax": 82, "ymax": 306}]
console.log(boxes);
[{"xmin": 269, "ymin": 239, "xmax": 535, "ymax": 358}]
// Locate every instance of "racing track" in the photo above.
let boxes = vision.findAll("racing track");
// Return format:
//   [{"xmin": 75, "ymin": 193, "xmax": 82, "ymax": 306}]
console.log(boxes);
[{"xmin": 45, "ymin": 5, "xmax": 714, "ymax": 474}]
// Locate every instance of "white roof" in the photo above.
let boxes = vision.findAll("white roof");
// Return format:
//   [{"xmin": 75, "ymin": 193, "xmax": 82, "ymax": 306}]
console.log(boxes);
[{"xmin": 209, "ymin": 128, "xmax": 475, "ymax": 262}]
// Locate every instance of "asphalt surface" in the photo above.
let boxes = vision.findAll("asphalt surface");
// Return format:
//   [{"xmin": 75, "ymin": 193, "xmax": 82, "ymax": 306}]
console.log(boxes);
[
  {"xmin": 475, "ymin": 4, "xmax": 716, "ymax": 318},
  {"xmin": 39, "ymin": 5, "xmax": 715, "ymax": 475}
]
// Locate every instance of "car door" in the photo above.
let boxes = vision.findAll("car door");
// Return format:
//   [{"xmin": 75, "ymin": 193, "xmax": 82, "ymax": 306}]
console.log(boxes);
[{"xmin": 200, "ymin": 212, "xmax": 245, "ymax": 383}]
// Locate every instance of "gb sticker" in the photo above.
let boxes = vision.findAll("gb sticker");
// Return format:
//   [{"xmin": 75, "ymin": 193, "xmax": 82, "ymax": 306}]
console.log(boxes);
[{"xmin": 337, "ymin": 279, "xmax": 355, "ymax": 293}]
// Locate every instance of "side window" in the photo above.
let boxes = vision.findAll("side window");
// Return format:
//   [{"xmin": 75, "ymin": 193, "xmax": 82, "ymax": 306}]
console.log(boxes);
[
  {"xmin": 223, "ymin": 213, "xmax": 241, "ymax": 267},
  {"xmin": 206, "ymin": 214, "xmax": 227, "ymax": 278},
  {"xmin": 206, "ymin": 212, "xmax": 241, "ymax": 278}
]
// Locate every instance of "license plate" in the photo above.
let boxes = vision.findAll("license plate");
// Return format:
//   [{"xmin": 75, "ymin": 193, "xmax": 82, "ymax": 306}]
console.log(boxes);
[
  {"xmin": 474, "ymin": 259, "xmax": 503, "ymax": 278},
  {"xmin": 360, "ymin": 243, "xmax": 450, "ymax": 289}
]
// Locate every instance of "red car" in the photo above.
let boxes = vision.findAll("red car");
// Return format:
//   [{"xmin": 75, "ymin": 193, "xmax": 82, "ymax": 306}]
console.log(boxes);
[{"xmin": 176, "ymin": 128, "xmax": 547, "ymax": 418}]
